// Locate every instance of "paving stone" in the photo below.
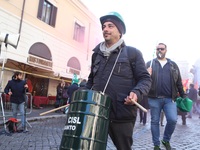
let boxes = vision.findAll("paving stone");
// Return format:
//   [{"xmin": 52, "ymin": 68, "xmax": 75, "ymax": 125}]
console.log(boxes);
[{"xmin": 1, "ymin": 108, "xmax": 200, "ymax": 150}]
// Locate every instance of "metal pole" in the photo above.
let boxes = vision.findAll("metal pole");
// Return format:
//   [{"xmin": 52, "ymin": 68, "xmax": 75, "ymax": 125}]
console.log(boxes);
[
  {"xmin": 0, "ymin": 93, "xmax": 8, "ymax": 134},
  {"xmin": 0, "ymin": 43, "xmax": 9, "ymax": 135},
  {"xmin": 0, "ymin": 51, "xmax": 6, "ymax": 89},
  {"xmin": 150, "ymin": 49, "xmax": 156, "ymax": 68},
  {"xmin": 23, "ymin": 94, "xmax": 28, "ymax": 132}
]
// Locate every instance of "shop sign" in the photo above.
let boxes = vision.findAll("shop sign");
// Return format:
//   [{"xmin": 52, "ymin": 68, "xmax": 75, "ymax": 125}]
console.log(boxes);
[{"xmin": 28, "ymin": 55, "xmax": 52, "ymax": 69}]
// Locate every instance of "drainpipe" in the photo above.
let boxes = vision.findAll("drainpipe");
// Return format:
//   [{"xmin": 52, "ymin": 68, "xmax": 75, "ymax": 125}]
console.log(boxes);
[
  {"xmin": 86, "ymin": 23, "xmax": 91, "ymax": 61},
  {"xmin": 18, "ymin": 0, "xmax": 26, "ymax": 39}
]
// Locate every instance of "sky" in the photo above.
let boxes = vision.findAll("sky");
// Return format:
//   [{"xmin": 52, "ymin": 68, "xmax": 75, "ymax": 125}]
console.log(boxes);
[{"xmin": 81, "ymin": 0, "xmax": 200, "ymax": 67}]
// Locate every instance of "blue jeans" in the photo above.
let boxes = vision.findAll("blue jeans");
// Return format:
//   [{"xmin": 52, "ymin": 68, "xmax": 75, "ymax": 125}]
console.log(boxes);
[
  {"xmin": 11, "ymin": 102, "xmax": 25, "ymax": 127},
  {"xmin": 148, "ymin": 98, "xmax": 177, "ymax": 146}
]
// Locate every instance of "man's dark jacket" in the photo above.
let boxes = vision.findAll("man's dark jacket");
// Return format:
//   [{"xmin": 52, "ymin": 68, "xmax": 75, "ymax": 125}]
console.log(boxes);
[
  {"xmin": 4, "ymin": 79, "xmax": 27, "ymax": 104},
  {"xmin": 67, "ymin": 83, "xmax": 79, "ymax": 103},
  {"xmin": 146, "ymin": 58, "xmax": 186, "ymax": 100},
  {"xmin": 188, "ymin": 87, "xmax": 197, "ymax": 102},
  {"xmin": 86, "ymin": 44, "xmax": 152, "ymax": 121}
]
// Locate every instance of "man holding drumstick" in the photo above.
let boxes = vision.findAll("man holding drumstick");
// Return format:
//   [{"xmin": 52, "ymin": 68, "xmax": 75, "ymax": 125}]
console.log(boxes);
[{"xmin": 86, "ymin": 12, "xmax": 152, "ymax": 150}]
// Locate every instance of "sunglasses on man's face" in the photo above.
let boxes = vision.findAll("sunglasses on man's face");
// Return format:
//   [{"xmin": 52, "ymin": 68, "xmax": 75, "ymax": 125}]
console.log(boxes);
[{"xmin": 156, "ymin": 48, "xmax": 165, "ymax": 51}]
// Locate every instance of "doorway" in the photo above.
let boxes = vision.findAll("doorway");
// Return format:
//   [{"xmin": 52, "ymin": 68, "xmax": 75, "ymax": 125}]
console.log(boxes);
[{"xmin": 25, "ymin": 74, "xmax": 49, "ymax": 96}]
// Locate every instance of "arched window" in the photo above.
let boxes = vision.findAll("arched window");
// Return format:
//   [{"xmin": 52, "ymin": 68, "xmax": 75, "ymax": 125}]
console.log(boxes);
[
  {"xmin": 67, "ymin": 57, "xmax": 81, "ymax": 75},
  {"xmin": 29, "ymin": 42, "xmax": 52, "ymax": 60},
  {"xmin": 28, "ymin": 42, "xmax": 52, "ymax": 70}
]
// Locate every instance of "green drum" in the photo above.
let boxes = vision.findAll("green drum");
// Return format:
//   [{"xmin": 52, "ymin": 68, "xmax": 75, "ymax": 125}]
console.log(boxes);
[{"xmin": 60, "ymin": 90, "xmax": 112, "ymax": 150}]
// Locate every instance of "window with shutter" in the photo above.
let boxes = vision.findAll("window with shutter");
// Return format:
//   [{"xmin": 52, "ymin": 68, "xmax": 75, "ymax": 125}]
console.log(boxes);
[
  {"xmin": 37, "ymin": 0, "xmax": 57, "ymax": 27},
  {"xmin": 73, "ymin": 22, "xmax": 85, "ymax": 43}
]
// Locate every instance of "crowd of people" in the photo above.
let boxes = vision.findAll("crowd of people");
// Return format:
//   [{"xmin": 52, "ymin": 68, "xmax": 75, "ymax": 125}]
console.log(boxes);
[
  {"xmin": 3, "ymin": 11, "xmax": 200, "ymax": 150},
  {"xmin": 54, "ymin": 77, "xmax": 87, "ymax": 113},
  {"xmin": 84, "ymin": 12, "xmax": 200, "ymax": 150},
  {"xmin": 3, "ymin": 71, "xmax": 88, "ymax": 131}
]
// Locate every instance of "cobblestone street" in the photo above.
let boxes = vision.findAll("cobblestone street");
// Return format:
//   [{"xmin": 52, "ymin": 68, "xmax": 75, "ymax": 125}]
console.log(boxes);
[{"xmin": 1, "ymin": 111, "xmax": 200, "ymax": 150}]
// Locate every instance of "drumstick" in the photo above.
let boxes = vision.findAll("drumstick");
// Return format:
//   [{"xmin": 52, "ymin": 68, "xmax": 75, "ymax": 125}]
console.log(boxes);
[
  {"xmin": 40, "ymin": 104, "xmax": 70, "ymax": 116},
  {"xmin": 131, "ymin": 99, "xmax": 148, "ymax": 113}
]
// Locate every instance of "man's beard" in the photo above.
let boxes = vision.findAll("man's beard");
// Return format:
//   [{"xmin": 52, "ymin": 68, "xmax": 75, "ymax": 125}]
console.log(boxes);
[{"xmin": 157, "ymin": 52, "xmax": 165, "ymax": 59}]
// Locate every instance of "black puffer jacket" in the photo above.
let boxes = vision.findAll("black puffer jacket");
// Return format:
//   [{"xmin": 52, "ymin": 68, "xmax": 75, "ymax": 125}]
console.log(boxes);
[
  {"xmin": 4, "ymin": 79, "xmax": 27, "ymax": 104},
  {"xmin": 86, "ymin": 44, "xmax": 151, "ymax": 121},
  {"xmin": 146, "ymin": 58, "xmax": 186, "ymax": 100},
  {"xmin": 198, "ymin": 87, "xmax": 200, "ymax": 96},
  {"xmin": 67, "ymin": 83, "xmax": 79, "ymax": 103}
]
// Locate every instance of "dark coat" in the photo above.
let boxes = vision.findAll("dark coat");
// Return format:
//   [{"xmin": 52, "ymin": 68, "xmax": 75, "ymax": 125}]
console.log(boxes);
[
  {"xmin": 198, "ymin": 87, "xmax": 200, "ymax": 97},
  {"xmin": 56, "ymin": 84, "xmax": 63, "ymax": 100},
  {"xmin": 67, "ymin": 83, "xmax": 79, "ymax": 103},
  {"xmin": 139, "ymin": 95, "xmax": 149, "ymax": 109},
  {"xmin": 4, "ymin": 79, "xmax": 27, "ymax": 104},
  {"xmin": 79, "ymin": 80, "xmax": 87, "ymax": 87},
  {"xmin": 188, "ymin": 87, "xmax": 197, "ymax": 102},
  {"xmin": 146, "ymin": 58, "xmax": 186, "ymax": 100},
  {"xmin": 86, "ymin": 44, "xmax": 152, "ymax": 121}
]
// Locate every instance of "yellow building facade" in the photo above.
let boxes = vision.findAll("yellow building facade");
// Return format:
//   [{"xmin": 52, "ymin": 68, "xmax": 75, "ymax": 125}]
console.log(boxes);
[{"xmin": 0, "ymin": 0, "xmax": 102, "ymax": 96}]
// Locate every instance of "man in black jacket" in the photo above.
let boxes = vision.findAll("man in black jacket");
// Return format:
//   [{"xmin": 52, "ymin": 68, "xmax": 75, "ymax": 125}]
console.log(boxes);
[
  {"xmin": 67, "ymin": 76, "xmax": 79, "ymax": 104},
  {"xmin": 187, "ymin": 83, "xmax": 197, "ymax": 118},
  {"xmin": 4, "ymin": 71, "xmax": 28, "ymax": 129},
  {"xmin": 198, "ymin": 87, "xmax": 200, "ymax": 96},
  {"xmin": 146, "ymin": 43, "xmax": 186, "ymax": 150},
  {"xmin": 86, "ymin": 12, "xmax": 151, "ymax": 150}
]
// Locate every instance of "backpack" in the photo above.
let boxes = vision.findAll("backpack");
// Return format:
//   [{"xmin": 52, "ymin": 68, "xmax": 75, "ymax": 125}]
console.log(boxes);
[
  {"xmin": 6, "ymin": 118, "xmax": 18, "ymax": 133},
  {"xmin": 125, "ymin": 46, "xmax": 137, "ymax": 72}
]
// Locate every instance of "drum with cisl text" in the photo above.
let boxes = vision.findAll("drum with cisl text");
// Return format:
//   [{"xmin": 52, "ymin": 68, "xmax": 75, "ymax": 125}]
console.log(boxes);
[{"xmin": 59, "ymin": 89, "xmax": 112, "ymax": 150}]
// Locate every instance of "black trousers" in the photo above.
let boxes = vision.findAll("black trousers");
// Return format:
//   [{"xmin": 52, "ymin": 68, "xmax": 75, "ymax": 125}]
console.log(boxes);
[
  {"xmin": 177, "ymin": 109, "xmax": 187, "ymax": 124},
  {"xmin": 108, "ymin": 119, "xmax": 136, "ymax": 150},
  {"xmin": 139, "ymin": 109, "xmax": 147, "ymax": 124}
]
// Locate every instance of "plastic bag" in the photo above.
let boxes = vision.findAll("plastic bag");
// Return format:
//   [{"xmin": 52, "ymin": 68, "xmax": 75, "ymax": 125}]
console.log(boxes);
[{"xmin": 176, "ymin": 97, "xmax": 193, "ymax": 112}]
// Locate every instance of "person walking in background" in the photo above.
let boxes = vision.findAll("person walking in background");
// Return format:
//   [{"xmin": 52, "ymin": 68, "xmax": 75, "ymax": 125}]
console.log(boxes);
[
  {"xmin": 55, "ymin": 79, "xmax": 65, "ymax": 112},
  {"xmin": 62, "ymin": 74, "xmax": 79, "ymax": 114},
  {"xmin": 196, "ymin": 100, "xmax": 200, "ymax": 118},
  {"xmin": 79, "ymin": 79, "xmax": 87, "ymax": 88},
  {"xmin": 4, "ymin": 71, "xmax": 28, "ymax": 130},
  {"xmin": 177, "ymin": 109, "xmax": 187, "ymax": 125},
  {"xmin": 187, "ymin": 83, "xmax": 197, "ymax": 118},
  {"xmin": 86, "ymin": 12, "xmax": 151, "ymax": 150},
  {"xmin": 195, "ymin": 87, "xmax": 200, "ymax": 118},
  {"xmin": 62, "ymin": 82, "xmax": 70, "ymax": 104},
  {"xmin": 146, "ymin": 43, "xmax": 186, "ymax": 150},
  {"xmin": 139, "ymin": 95, "xmax": 149, "ymax": 125},
  {"xmin": 198, "ymin": 87, "xmax": 200, "ymax": 96},
  {"xmin": 59, "ymin": 82, "xmax": 70, "ymax": 113},
  {"xmin": 67, "ymin": 75, "xmax": 79, "ymax": 104}
]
